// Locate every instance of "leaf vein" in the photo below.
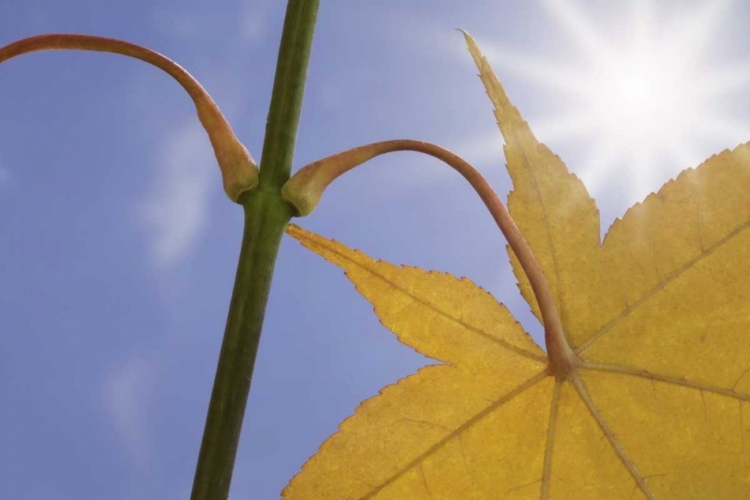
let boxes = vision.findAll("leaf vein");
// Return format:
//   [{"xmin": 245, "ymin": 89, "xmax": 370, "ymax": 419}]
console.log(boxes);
[
  {"xmin": 571, "ymin": 375, "xmax": 656, "ymax": 500},
  {"xmin": 358, "ymin": 370, "xmax": 549, "ymax": 499},
  {"xmin": 541, "ymin": 380, "xmax": 563, "ymax": 500},
  {"xmin": 577, "ymin": 217, "xmax": 750, "ymax": 353},
  {"xmin": 317, "ymin": 242, "xmax": 547, "ymax": 362},
  {"xmin": 581, "ymin": 362, "xmax": 750, "ymax": 402}
]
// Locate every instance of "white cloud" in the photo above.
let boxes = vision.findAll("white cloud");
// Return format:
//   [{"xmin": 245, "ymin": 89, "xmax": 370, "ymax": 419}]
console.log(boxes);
[
  {"xmin": 241, "ymin": 11, "xmax": 268, "ymax": 42},
  {"xmin": 103, "ymin": 356, "xmax": 154, "ymax": 472},
  {"xmin": 452, "ymin": 130, "xmax": 505, "ymax": 167},
  {"xmin": 149, "ymin": 2, "xmax": 276, "ymax": 44},
  {"xmin": 239, "ymin": 0, "xmax": 281, "ymax": 42},
  {"xmin": 134, "ymin": 120, "xmax": 216, "ymax": 269}
]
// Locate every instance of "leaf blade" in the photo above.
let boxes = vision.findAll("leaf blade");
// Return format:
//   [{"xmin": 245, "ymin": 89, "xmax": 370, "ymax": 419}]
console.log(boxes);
[
  {"xmin": 282, "ymin": 35, "xmax": 750, "ymax": 500},
  {"xmin": 462, "ymin": 31, "xmax": 619, "ymax": 348},
  {"xmin": 584, "ymin": 143, "xmax": 750, "ymax": 385},
  {"xmin": 286, "ymin": 224, "xmax": 546, "ymax": 365}
]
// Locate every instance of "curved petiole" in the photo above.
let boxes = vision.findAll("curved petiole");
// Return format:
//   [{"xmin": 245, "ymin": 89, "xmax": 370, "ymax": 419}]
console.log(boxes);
[
  {"xmin": 0, "ymin": 33, "xmax": 258, "ymax": 202},
  {"xmin": 282, "ymin": 139, "xmax": 578, "ymax": 377}
]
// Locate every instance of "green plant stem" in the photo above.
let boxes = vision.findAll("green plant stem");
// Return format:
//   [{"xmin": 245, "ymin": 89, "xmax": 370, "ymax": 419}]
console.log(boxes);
[
  {"xmin": 190, "ymin": 1, "xmax": 319, "ymax": 498},
  {"xmin": 259, "ymin": 0, "xmax": 320, "ymax": 191},
  {"xmin": 191, "ymin": 195, "xmax": 292, "ymax": 500}
]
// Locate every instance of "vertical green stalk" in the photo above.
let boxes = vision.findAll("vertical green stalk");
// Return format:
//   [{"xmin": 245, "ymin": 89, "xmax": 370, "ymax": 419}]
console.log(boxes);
[{"xmin": 191, "ymin": 1, "xmax": 319, "ymax": 498}]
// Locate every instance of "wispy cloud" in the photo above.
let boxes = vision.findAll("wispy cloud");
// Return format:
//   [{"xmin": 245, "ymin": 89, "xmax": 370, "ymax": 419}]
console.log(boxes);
[
  {"xmin": 103, "ymin": 356, "xmax": 154, "ymax": 472},
  {"xmin": 239, "ymin": 0, "xmax": 279, "ymax": 43},
  {"xmin": 452, "ymin": 130, "xmax": 505, "ymax": 167},
  {"xmin": 134, "ymin": 120, "xmax": 216, "ymax": 269},
  {"xmin": 149, "ymin": 2, "xmax": 277, "ymax": 45}
]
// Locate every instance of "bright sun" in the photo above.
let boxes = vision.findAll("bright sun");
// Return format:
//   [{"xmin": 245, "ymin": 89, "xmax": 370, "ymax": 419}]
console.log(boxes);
[{"xmin": 479, "ymin": 0, "xmax": 750, "ymax": 196}]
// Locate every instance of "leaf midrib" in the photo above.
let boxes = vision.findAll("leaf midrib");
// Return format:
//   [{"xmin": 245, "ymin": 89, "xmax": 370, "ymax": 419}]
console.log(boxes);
[{"xmin": 297, "ymin": 231, "xmax": 547, "ymax": 363}]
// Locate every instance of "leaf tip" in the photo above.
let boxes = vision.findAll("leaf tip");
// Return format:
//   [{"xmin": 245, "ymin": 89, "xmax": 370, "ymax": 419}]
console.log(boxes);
[{"xmin": 456, "ymin": 28, "xmax": 474, "ymax": 46}]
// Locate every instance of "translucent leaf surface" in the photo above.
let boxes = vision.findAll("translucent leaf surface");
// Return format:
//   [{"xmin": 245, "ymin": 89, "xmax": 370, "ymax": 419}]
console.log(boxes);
[{"xmin": 282, "ymin": 34, "xmax": 750, "ymax": 500}]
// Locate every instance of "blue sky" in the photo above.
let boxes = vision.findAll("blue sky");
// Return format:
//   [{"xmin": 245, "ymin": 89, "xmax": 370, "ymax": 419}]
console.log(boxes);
[{"xmin": 2, "ymin": 1, "xmax": 749, "ymax": 498}]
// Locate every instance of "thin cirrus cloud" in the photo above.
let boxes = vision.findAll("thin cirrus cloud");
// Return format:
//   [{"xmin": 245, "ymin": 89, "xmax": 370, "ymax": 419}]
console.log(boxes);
[
  {"xmin": 237, "ymin": 0, "xmax": 287, "ymax": 43},
  {"xmin": 133, "ymin": 120, "xmax": 216, "ymax": 269},
  {"xmin": 103, "ymin": 355, "xmax": 154, "ymax": 473},
  {"xmin": 240, "ymin": 3, "xmax": 273, "ymax": 43},
  {"xmin": 149, "ymin": 2, "xmax": 275, "ymax": 45},
  {"xmin": 133, "ymin": 4, "xmax": 271, "ymax": 272}
]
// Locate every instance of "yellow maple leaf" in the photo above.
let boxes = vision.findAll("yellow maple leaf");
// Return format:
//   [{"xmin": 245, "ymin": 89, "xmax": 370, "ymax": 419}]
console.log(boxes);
[{"xmin": 281, "ymin": 33, "xmax": 750, "ymax": 499}]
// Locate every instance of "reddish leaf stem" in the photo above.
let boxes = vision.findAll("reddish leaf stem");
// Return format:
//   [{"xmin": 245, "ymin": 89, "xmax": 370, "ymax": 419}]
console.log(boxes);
[
  {"xmin": 0, "ymin": 34, "xmax": 258, "ymax": 202},
  {"xmin": 283, "ymin": 139, "xmax": 577, "ymax": 375}
]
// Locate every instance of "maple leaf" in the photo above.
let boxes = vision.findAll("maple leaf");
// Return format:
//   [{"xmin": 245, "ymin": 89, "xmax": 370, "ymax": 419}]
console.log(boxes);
[{"xmin": 281, "ymin": 33, "xmax": 750, "ymax": 499}]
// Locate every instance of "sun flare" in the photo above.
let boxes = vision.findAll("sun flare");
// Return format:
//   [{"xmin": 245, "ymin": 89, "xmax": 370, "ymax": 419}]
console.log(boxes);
[{"xmin": 477, "ymin": 0, "xmax": 750, "ymax": 197}]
